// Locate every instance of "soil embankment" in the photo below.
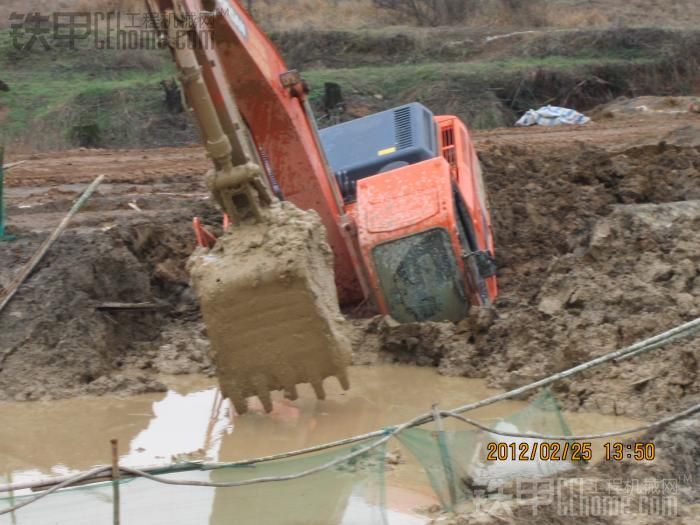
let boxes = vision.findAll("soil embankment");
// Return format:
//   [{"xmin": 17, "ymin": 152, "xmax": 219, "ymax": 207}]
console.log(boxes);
[
  {"xmin": 2, "ymin": 27, "xmax": 700, "ymax": 149},
  {"xmin": 2, "ymin": 112, "xmax": 698, "ymax": 419},
  {"xmin": 357, "ymin": 123, "xmax": 700, "ymax": 419},
  {"xmin": 0, "ymin": 169, "xmax": 214, "ymax": 400}
]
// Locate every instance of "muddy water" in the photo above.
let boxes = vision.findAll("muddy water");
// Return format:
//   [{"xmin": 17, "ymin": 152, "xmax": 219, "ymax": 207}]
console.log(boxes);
[{"xmin": 0, "ymin": 365, "xmax": 642, "ymax": 524}]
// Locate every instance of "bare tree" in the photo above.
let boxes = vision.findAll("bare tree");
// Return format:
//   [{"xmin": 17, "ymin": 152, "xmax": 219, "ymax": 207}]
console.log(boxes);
[{"xmin": 373, "ymin": 0, "xmax": 477, "ymax": 26}]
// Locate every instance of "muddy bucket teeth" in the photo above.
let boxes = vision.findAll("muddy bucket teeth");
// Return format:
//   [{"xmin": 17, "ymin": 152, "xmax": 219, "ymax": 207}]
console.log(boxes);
[{"xmin": 189, "ymin": 203, "xmax": 352, "ymax": 413}]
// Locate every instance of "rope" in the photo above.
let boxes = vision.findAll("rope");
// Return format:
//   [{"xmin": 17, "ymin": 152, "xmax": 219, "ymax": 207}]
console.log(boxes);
[
  {"xmin": 0, "ymin": 421, "xmax": 405, "ymax": 515},
  {"xmin": 442, "ymin": 402, "xmax": 700, "ymax": 441},
  {"xmin": 0, "ymin": 467, "xmax": 110, "ymax": 516},
  {"xmin": 86, "ymin": 402, "xmax": 700, "ymax": 489},
  {"xmin": 0, "ymin": 398, "xmax": 694, "ymax": 510}
]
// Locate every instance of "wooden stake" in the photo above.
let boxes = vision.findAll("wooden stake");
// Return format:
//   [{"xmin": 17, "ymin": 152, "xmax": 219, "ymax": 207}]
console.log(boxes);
[
  {"xmin": 7, "ymin": 471, "xmax": 17, "ymax": 525},
  {"xmin": 111, "ymin": 439, "xmax": 120, "ymax": 525},
  {"xmin": 2, "ymin": 160, "xmax": 27, "ymax": 171},
  {"xmin": 96, "ymin": 302, "xmax": 169, "ymax": 312},
  {"xmin": 0, "ymin": 174, "xmax": 104, "ymax": 315}
]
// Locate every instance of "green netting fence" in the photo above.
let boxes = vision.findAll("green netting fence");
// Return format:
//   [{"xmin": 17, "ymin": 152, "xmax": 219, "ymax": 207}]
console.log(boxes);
[
  {"xmin": 397, "ymin": 390, "xmax": 573, "ymax": 510},
  {"xmin": 0, "ymin": 391, "xmax": 576, "ymax": 524},
  {"xmin": 0, "ymin": 440, "xmax": 388, "ymax": 525}
]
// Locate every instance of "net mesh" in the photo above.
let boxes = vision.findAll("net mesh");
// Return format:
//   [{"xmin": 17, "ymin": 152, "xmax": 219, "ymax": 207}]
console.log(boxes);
[
  {"xmin": 0, "ymin": 440, "xmax": 388, "ymax": 525},
  {"xmin": 397, "ymin": 390, "xmax": 573, "ymax": 510},
  {"xmin": 0, "ymin": 391, "xmax": 573, "ymax": 523}
]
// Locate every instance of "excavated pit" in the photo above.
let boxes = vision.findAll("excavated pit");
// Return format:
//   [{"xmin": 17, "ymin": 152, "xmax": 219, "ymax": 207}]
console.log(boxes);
[
  {"xmin": 188, "ymin": 202, "xmax": 352, "ymax": 414},
  {"xmin": 1, "ymin": 117, "xmax": 699, "ymax": 523},
  {"xmin": 1, "ymin": 129, "xmax": 699, "ymax": 419}
]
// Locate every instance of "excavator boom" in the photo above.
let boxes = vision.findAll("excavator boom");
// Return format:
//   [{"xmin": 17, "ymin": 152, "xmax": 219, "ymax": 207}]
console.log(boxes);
[
  {"xmin": 147, "ymin": 0, "xmax": 364, "ymax": 300},
  {"xmin": 147, "ymin": 0, "xmax": 497, "ymax": 413},
  {"xmin": 146, "ymin": 0, "xmax": 359, "ymax": 413}
]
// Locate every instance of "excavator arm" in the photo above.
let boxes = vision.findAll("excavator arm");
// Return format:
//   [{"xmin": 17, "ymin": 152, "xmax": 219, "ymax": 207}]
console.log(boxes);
[
  {"xmin": 146, "ymin": 0, "xmax": 366, "ymax": 301},
  {"xmin": 146, "ymin": 0, "xmax": 364, "ymax": 413},
  {"xmin": 146, "ymin": 0, "xmax": 498, "ymax": 413}
]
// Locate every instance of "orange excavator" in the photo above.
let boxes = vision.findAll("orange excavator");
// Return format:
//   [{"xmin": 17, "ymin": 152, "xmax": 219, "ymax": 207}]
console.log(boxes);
[{"xmin": 146, "ymin": 0, "xmax": 497, "ymax": 412}]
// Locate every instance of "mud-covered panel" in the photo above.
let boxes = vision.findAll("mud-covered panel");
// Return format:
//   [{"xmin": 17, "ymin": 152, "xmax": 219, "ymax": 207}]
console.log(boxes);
[{"xmin": 372, "ymin": 228, "xmax": 467, "ymax": 323}]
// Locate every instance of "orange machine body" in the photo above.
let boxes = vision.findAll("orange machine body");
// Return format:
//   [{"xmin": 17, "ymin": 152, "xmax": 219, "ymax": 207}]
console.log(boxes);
[
  {"xmin": 150, "ymin": 0, "xmax": 497, "ymax": 320},
  {"xmin": 351, "ymin": 116, "xmax": 497, "ymax": 321},
  {"xmin": 172, "ymin": 0, "xmax": 364, "ymax": 303}
]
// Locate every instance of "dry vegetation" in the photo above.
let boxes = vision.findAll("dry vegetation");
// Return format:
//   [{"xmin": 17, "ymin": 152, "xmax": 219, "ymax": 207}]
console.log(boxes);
[
  {"xmin": 247, "ymin": 0, "xmax": 700, "ymax": 30},
  {"xmin": 1, "ymin": 0, "xmax": 700, "ymax": 30}
]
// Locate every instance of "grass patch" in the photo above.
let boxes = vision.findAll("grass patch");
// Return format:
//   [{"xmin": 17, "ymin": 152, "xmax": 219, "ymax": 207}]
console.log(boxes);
[
  {"xmin": 304, "ymin": 57, "xmax": 656, "ymax": 103},
  {"xmin": 0, "ymin": 25, "xmax": 698, "ymax": 149},
  {"xmin": 0, "ymin": 29, "xmax": 180, "ymax": 149}
]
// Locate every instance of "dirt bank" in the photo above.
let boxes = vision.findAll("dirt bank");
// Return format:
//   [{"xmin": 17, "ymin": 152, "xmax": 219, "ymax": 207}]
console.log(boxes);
[
  {"xmin": 1, "ymin": 116, "xmax": 698, "ymax": 417},
  {"xmin": 272, "ymin": 28, "xmax": 700, "ymax": 71},
  {"xmin": 353, "ymin": 135, "xmax": 700, "ymax": 419},
  {"xmin": 0, "ymin": 209, "xmax": 212, "ymax": 401},
  {"xmin": 4, "ymin": 26, "xmax": 700, "ymax": 150}
]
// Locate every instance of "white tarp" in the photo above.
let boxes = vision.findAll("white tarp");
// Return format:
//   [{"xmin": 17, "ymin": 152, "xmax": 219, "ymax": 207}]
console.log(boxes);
[{"xmin": 516, "ymin": 105, "xmax": 591, "ymax": 127}]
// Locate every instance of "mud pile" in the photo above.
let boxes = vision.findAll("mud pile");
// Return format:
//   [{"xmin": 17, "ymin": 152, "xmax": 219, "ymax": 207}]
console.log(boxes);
[
  {"xmin": 2, "ymin": 132, "xmax": 698, "ymax": 417},
  {"xmin": 188, "ymin": 202, "xmax": 351, "ymax": 414},
  {"xmin": 357, "ymin": 141, "xmax": 700, "ymax": 418},
  {"xmin": 592, "ymin": 96, "xmax": 700, "ymax": 120},
  {"xmin": 0, "ymin": 211, "xmax": 211, "ymax": 401}
]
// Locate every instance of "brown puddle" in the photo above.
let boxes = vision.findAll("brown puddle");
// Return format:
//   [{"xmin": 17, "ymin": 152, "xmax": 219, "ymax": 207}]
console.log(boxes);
[{"xmin": 0, "ymin": 365, "xmax": 642, "ymax": 524}]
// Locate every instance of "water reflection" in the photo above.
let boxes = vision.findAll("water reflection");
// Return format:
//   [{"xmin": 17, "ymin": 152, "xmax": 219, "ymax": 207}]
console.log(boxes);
[{"xmin": 0, "ymin": 365, "xmax": 644, "ymax": 525}]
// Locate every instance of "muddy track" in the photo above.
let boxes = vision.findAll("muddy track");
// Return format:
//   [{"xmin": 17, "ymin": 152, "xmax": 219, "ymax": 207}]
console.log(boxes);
[
  {"xmin": 5, "ymin": 146, "xmax": 209, "ymax": 188},
  {"xmin": 474, "ymin": 114, "xmax": 700, "ymax": 150},
  {"xmin": 6, "ymin": 114, "xmax": 699, "ymax": 188}
]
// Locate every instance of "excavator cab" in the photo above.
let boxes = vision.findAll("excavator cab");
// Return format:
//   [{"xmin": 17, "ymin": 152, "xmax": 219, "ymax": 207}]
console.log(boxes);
[{"xmin": 320, "ymin": 103, "xmax": 497, "ymax": 322}]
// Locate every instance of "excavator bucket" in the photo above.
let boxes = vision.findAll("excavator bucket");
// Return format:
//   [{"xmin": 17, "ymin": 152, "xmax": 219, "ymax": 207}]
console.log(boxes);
[{"xmin": 188, "ymin": 203, "xmax": 352, "ymax": 414}]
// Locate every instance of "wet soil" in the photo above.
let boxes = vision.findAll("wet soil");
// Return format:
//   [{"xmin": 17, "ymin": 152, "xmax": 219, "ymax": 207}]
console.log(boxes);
[
  {"xmin": 349, "ymin": 114, "xmax": 700, "ymax": 524},
  {"xmin": 355, "ymin": 117, "xmax": 700, "ymax": 420},
  {"xmin": 0, "ymin": 174, "xmax": 215, "ymax": 400},
  {"xmin": 1, "ymin": 111, "xmax": 699, "ymax": 415},
  {"xmin": 1, "ymin": 105, "xmax": 699, "ymax": 524}
]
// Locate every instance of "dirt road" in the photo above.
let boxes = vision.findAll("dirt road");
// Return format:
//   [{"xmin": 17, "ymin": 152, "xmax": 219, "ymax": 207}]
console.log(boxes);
[
  {"xmin": 474, "ymin": 113, "xmax": 700, "ymax": 150},
  {"xmin": 4, "ymin": 112, "xmax": 696, "ymax": 231},
  {"xmin": 5, "ymin": 146, "xmax": 209, "ymax": 188},
  {"xmin": 5, "ymin": 112, "xmax": 698, "ymax": 187}
]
